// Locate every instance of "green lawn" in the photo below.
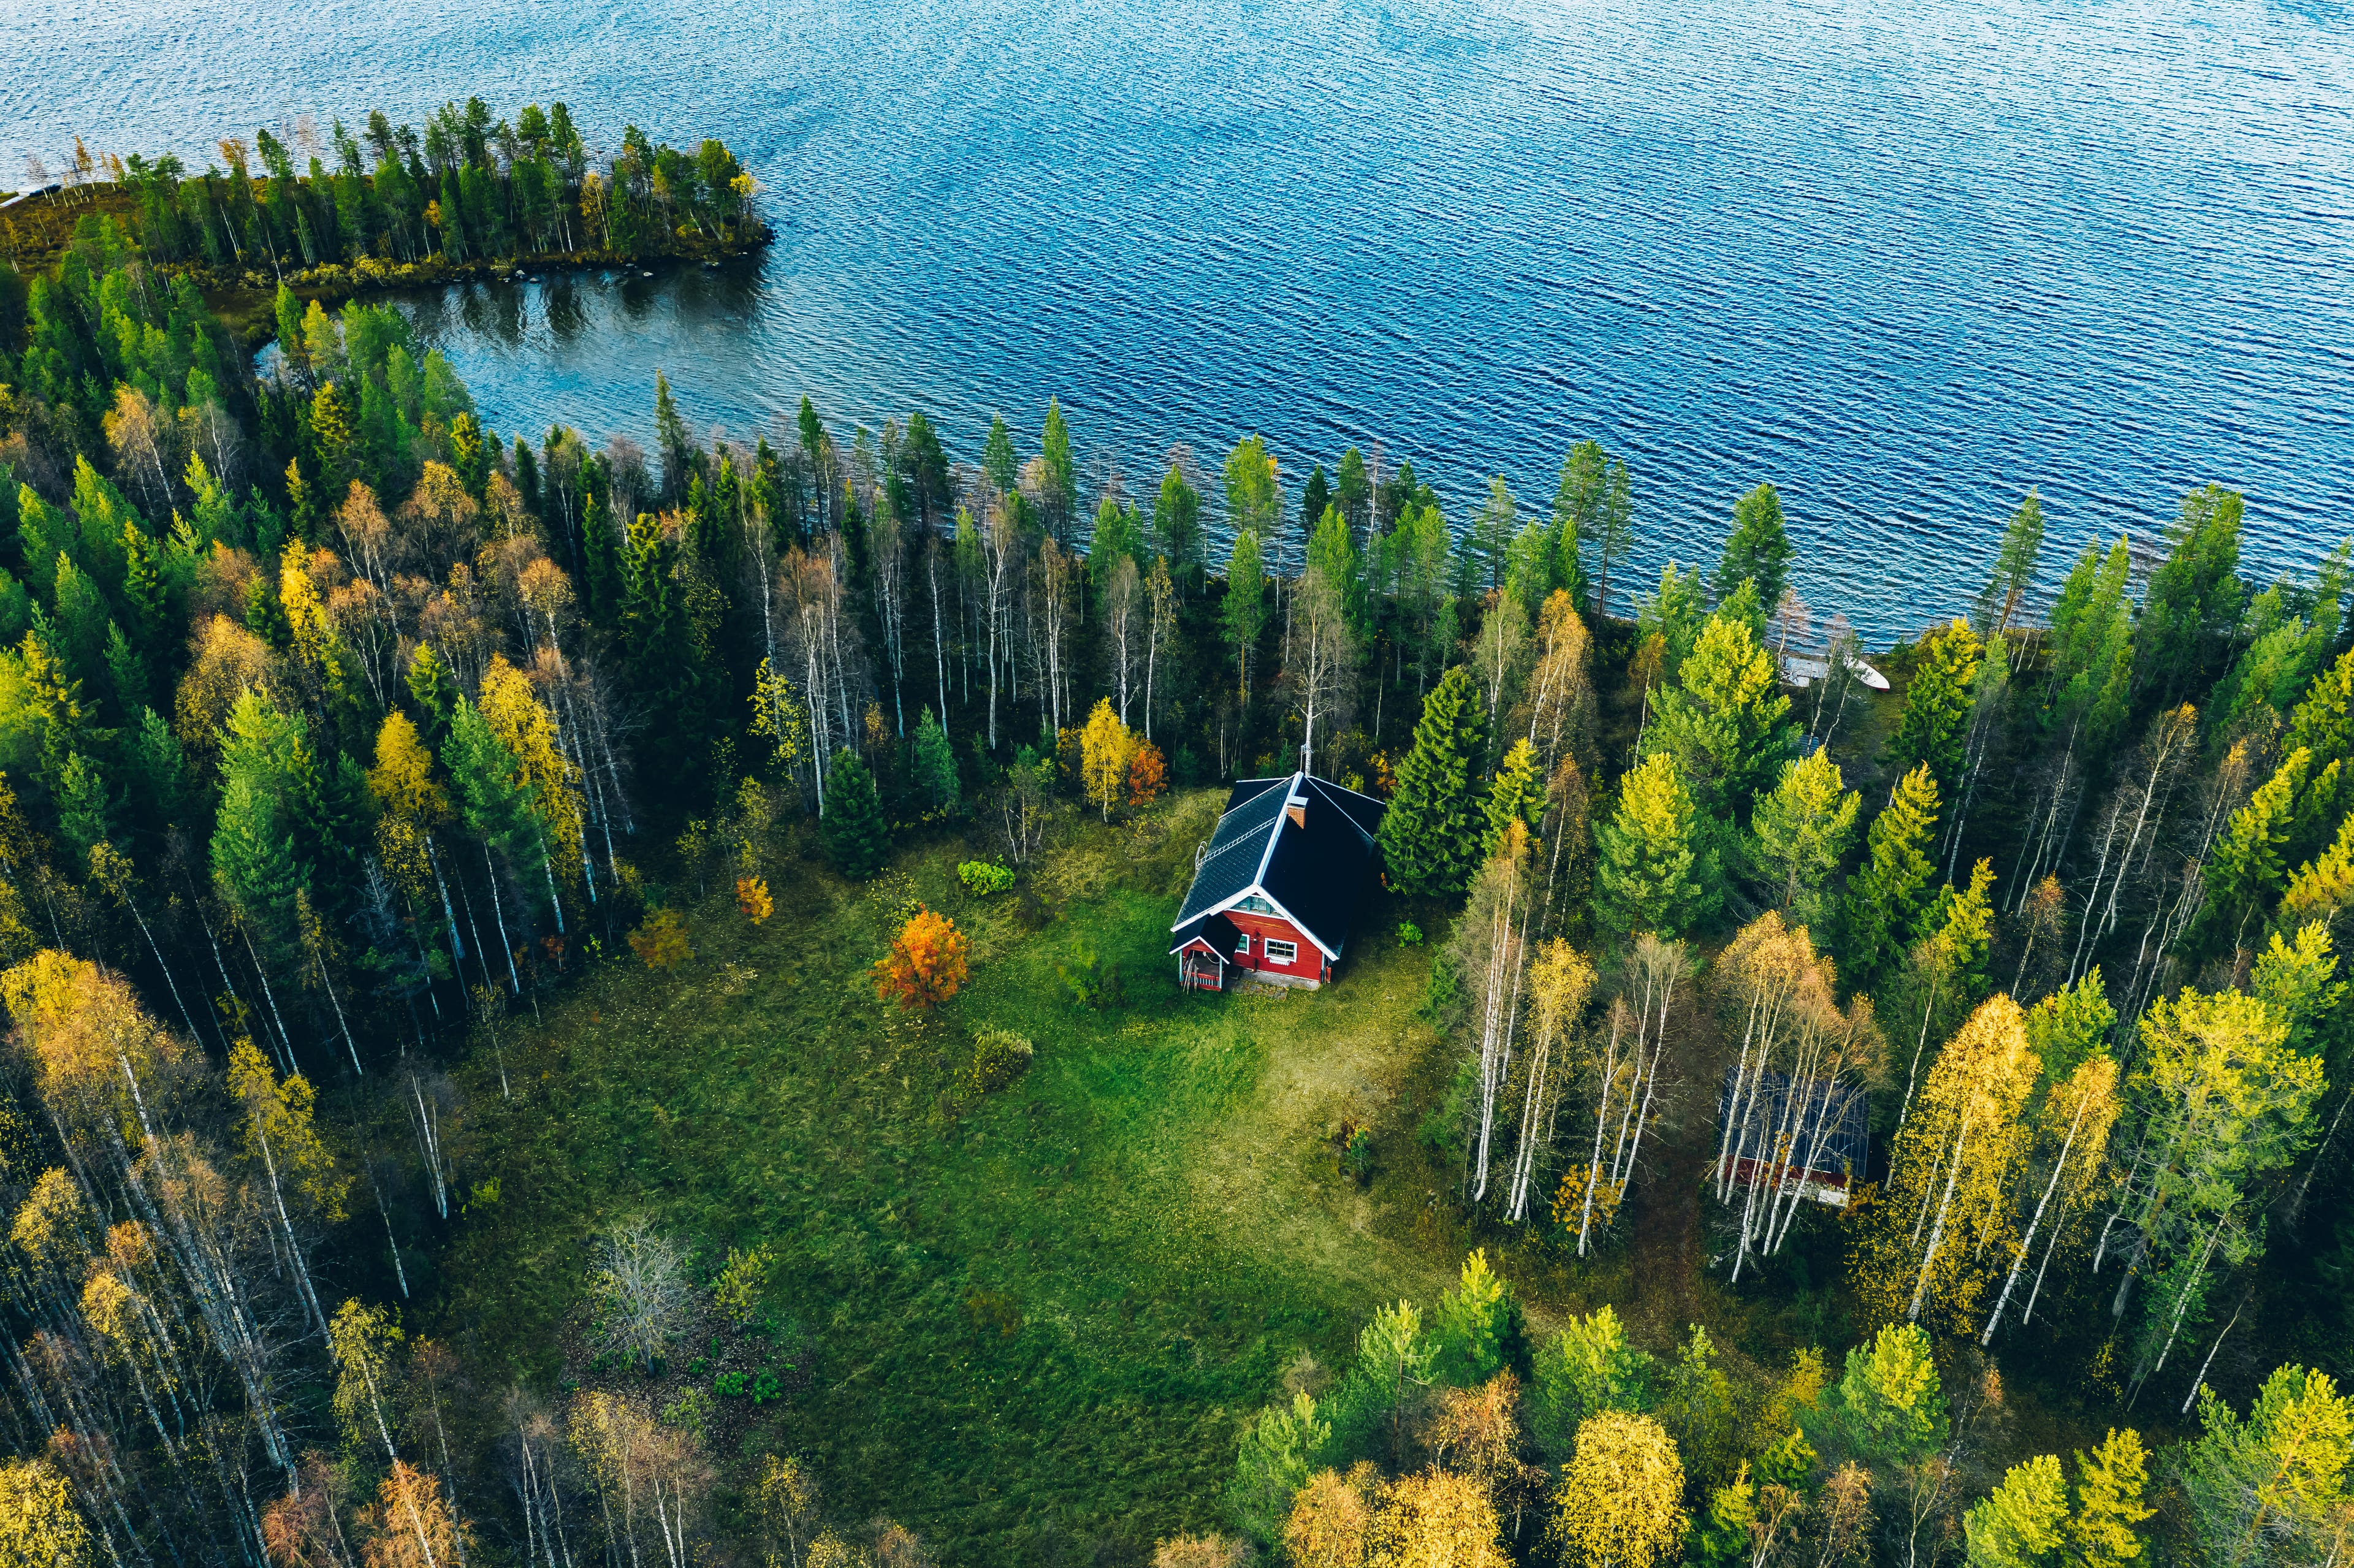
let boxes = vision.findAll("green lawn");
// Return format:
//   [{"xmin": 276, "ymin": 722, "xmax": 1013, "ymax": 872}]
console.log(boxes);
[{"xmin": 430, "ymin": 793, "xmax": 1467, "ymax": 1561}]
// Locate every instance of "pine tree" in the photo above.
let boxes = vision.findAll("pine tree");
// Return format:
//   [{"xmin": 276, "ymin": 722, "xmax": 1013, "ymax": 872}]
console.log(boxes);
[
  {"xmin": 1845, "ymin": 764, "xmax": 1941, "ymax": 985},
  {"xmin": 1888, "ymin": 618, "xmax": 1984, "ymax": 792},
  {"xmin": 1040, "ymin": 397, "xmax": 1076, "ymax": 541},
  {"xmin": 1975, "ymin": 492, "xmax": 2046, "ymax": 635},
  {"xmin": 1715, "ymin": 482, "xmax": 1792, "ymax": 615},
  {"xmin": 2137, "ymin": 483, "xmax": 2245, "ymax": 702},
  {"xmin": 1156, "ymin": 461, "xmax": 1203, "ymax": 588},
  {"xmin": 1640, "ymin": 607, "xmax": 1791, "ymax": 820},
  {"xmin": 1964, "ymin": 1455, "xmax": 2068, "ymax": 1568},
  {"xmin": 912, "ymin": 706, "xmax": 959, "ymax": 813},
  {"xmin": 820, "ymin": 751, "xmax": 889, "ymax": 878},
  {"xmin": 2193, "ymin": 747, "xmax": 2309, "ymax": 953},
  {"xmin": 1748, "ymin": 749, "xmax": 1860, "ymax": 927},
  {"xmin": 2066, "ymin": 1428, "xmax": 2152, "ymax": 1568},
  {"xmin": 54, "ymin": 752, "xmax": 111, "ymax": 861},
  {"xmin": 1482, "ymin": 738, "xmax": 1547, "ymax": 858},
  {"xmin": 1379, "ymin": 666, "xmax": 1488, "ymax": 897},
  {"xmin": 443, "ymin": 696, "xmax": 534, "ymax": 861},
  {"xmin": 580, "ymin": 479, "xmax": 626, "ymax": 623},
  {"xmin": 1595, "ymin": 752, "xmax": 1716, "ymax": 940}
]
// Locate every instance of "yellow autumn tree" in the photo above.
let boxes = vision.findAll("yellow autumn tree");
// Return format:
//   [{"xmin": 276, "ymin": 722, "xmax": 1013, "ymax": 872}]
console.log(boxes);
[
  {"xmin": 1854, "ymin": 992, "xmax": 2040, "ymax": 1331},
  {"xmin": 1286, "ymin": 1466, "xmax": 1378, "ymax": 1568},
  {"xmin": 1548, "ymin": 1411, "xmax": 1686, "ymax": 1568},
  {"xmin": 370, "ymin": 712, "xmax": 449, "ymax": 826},
  {"xmin": 1080, "ymin": 697, "xmax": 1138, "ymax": 820},
  {"xmin": 6, "ymin": 950, "xmax": 186, "ymax": 1154},
  {"xmin": 479, "ymin": 655, "xmax": 585, "ymax": 885},
  {"xmin": 356, "ymin": 1460, "xmax": 470, "ymax": 1568},
  {"xmin": 0, "ymin": 1456, "xmax": 93, "ymax": 1566},
  {"xmin": 1367, "ymin": 1469, "xmax": 1506, "ymax": 1568},
  {"xmin": 280, "ymin": 537, "xmax": 351, "ymax": 702}
]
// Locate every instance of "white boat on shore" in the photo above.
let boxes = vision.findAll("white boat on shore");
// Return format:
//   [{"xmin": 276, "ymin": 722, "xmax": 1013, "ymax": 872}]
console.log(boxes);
[{"xmin": 1778, "ymin": 649, "xmax": 1889, "ymax": 691}]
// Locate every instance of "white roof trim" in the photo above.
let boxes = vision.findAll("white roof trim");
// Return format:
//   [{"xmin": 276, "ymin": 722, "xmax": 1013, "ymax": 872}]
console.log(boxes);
[{"xmin": 1198, "ymin": 882, "xmax": 1339, "ymax": 961}]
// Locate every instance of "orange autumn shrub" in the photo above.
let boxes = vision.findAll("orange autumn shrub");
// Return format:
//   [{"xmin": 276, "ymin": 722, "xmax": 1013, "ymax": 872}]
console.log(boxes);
[
  {"xmin": 737, "ymin": 875, "xmax": 774, "ymax": 924},
  {"xmin": 872, "ymin": 908, "xmax": 970, "ymax": 1010},
  {"xmin": 1127, "ymin": 740, "xmax": 1168, "ymax": 807}
]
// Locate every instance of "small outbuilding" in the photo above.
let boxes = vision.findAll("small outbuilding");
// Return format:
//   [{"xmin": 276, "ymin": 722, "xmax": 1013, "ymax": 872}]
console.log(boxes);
[
  {"xmin": 1170, "ymin": 771, "xmax": 1385, "ymax": 992},
  {"xmin": 1714, "ymin": 1067, "xmax": 1872, "ymax": 1208}
]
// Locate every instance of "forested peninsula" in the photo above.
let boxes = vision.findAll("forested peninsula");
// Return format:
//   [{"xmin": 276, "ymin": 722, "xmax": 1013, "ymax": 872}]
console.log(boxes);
[
  {"xmin": 1, "ymin": 98, "xmax": 761, "ymax": 331},
  {"xmin": 1, "ymin": 105, "xmax": 2353, "ymax": 1568}
]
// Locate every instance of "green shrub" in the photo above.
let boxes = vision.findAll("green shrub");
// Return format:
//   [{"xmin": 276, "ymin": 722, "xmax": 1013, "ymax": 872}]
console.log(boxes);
[
  {"xmin": 714, "ymin": 1369, "xmax": 745, "ymax": 1396},
  {"xmin": 1396, "ymin": 920, "xmax": 1423, "ymax": 946},
  {"xmin": 958, "ymin": 859, "xmax": 1016, "ymax": 896},
  {"xmin": 712, "ymin": 1243, "xmax": 775, "ymax": 1326},
  {"xmin": 967, "ymin": 1029, "xmax": 1035, "ymax": 1095}
]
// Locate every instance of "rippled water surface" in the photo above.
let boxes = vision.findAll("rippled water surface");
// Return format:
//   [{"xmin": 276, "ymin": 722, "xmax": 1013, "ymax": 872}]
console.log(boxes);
[{"xmin": 7, "ymin": 0, "xmax": 2352, "ymax": 638}]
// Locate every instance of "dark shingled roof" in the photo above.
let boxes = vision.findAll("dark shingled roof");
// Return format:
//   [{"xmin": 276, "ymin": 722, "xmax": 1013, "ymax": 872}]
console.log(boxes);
[
  {"xmin": 1171, "ymin": 772, "xmax": 1386, "ymax": 959},
  {"xmin": 1168, "ymin": 911, "xmax": 1242, "ymax": 959}
]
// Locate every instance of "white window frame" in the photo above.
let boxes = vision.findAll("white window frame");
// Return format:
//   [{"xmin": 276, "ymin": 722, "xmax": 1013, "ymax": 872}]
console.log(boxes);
[
  {"xmin": 1264, "ymin": 938, "xmax": 1298, "ymax": 966},
  {"xmin": 1235, "ymin": 933, "xmax": 1251, "ymax": 956}
]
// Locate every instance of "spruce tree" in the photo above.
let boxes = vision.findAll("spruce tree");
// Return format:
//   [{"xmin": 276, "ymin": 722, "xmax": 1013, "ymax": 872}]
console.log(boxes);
[
  {"xmin": 55, "ymin": 753, "xmax": 112, "ymax": 862},
  {"xmin": 912, "ymin": 707, "xmax": 959, "ymax": 813},
  {"xmin": 1483, "ymin": 737, "xmax": 1547, "ymax": 857},
  {"xmin": 1379, "ymin": 665, "xmax": 1487, "ymax": 897},
  {"xmin": 1595, "ymin": 751, "xmax": 1716, "ymax": 940},
  {"xmin": 1715, "ymin": 482, "xmax": 1792, "ymax": 615},
  {"xmin": 1845, "ymin": 764, "xmax": 1942, "ymax": 984},
  {"xmin": 1887, "ymin": 618, "xmax": 1984, "ymax": 793},
  {"xmin": 1748, "ymin": 749, "xmax": 1860, "ymax": 927},
  {"xmin": 821, "ymin": 750, "xmax": 889, "ymax": 878},
  {"xmin": 653, "ymin": 370, "xmax": 696, "ymax": 503},
  {"xmin": 1640, "ymin": 607, "xmax": 1792, "ymax": 821},
  {"xmin": 406, "ymin": 642, "xmax": 458, "ymax": 746}
]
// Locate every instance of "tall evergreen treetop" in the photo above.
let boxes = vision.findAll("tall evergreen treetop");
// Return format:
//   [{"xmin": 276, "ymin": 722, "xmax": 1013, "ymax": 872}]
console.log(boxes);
[
  {"xmin": 1379, "ymin": 664, "xmax": 1488, "ymax": 897},
  {"xmin": 1716, "ymin": 482, "xmax": 1792, "ymax": 618},
  {"xmin": 820, "ymin": 750, "xmax": 889, "ymax": 878},
  {"xmin": 1887, "ymin": 618, "xmax": 1985, "ymax": 793},
  {"xmin": 1640, "ymin": 607, "xmax": 1792, "ymax": 821},
  {"xmin": 1594, "ymin": 750, "xmax": 1716, "ymax": 940},
  {"xmin": 1973, "ymin": 491, "xmax": 2045, "ymax": 635},
  {"xmin": 2138, "ymin": 483, "xmax": 2245, "ymax": 702},
  {"xmin": 1845, "ymin": 763, "xmax": 1943, "ymax": 985}
]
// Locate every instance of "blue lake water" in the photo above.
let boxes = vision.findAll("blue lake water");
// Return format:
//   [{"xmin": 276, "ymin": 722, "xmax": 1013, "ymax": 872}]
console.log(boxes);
[{"xmin": 6, "ymin": 0, "xmax": 2352, "ymax": 641}]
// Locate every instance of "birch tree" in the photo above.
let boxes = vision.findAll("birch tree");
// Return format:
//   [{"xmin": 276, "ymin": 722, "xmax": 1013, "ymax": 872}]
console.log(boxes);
[
  {"xmin": 2098, "ymin": 985, "xmax": 2322, "ymax": 1390},
  {"xmin": 1854, "ymin": 994, "xmax": 2039, "ymax": 1333},
  {"xmin": 1566, "ymin": 934, "xmax": 1693, "ymax": 1255}
]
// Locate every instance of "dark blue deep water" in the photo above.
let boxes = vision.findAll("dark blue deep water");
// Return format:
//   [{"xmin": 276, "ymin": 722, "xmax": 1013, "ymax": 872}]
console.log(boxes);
[{"xmin": 7, "ymin": 0, "xmax": 2352, "ymax": 640}]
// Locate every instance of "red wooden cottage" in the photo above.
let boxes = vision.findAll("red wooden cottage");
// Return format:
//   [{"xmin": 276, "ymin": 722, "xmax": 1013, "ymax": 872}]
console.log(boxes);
[{"xmin": 1170, "ymin": 772, "xmax": 1385, "ymax": 992}]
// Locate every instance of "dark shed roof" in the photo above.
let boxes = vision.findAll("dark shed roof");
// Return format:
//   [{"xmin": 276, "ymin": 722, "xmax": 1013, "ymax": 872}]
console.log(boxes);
[{"xmin": 1716, "ymin": 1068, "xmax": 1872, "ymax": 1181}]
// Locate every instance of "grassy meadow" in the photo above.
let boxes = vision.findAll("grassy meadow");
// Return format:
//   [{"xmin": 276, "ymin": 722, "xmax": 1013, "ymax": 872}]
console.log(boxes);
[{"xmin": 428, "ymin": 790, "xmax": 1487, "ymax": 1559}]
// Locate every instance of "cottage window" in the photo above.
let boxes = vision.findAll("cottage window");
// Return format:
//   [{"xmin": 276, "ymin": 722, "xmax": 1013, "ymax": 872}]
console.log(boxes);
[
  {"xmin": 1264, "ymin": 939, "xmax": 1298, "ymax": 965},
  {"xmin": 1235, "ymin": 934, "xmax": 1251, "ymax": 956},
  {"xmin": 1237, "ymin": 894, "xmax": 1277, "ymax": 915}
]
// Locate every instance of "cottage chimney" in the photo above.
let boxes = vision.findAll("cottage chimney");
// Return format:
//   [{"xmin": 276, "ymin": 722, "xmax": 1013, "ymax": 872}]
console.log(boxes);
[{"xmin": 1286, "ymin": 777, "xmax": 1307, "ymax": 831}]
